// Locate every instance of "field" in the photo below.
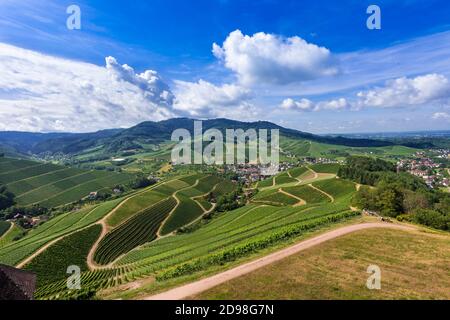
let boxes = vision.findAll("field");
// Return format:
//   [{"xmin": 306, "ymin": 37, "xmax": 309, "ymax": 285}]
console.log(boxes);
[
  {"xmin": 195, "ymin": 228, "xmax": 450, "ymax": 299},
  {"xmin": 0, "ymin": 165, "xmax": 374, "ymax": 300},
  {"xmin": 106, "ymin": 189, "xmax": 167, "ymax": 227},
  {"xmin": 0, "ymin": 157, "xmax": 134, "ymax": 208},
  {"xmin": 282, "ymin": 185, "xmax": 331, "ymax": 204},
  {"xmin": 252, "ymin": 191, "xmax": 299, "ymax": 206},
  {"xmin": 0, "ymin": 199, "xmax": 122, "ymax": 266},
  {"xmin": 309, "ymin": 163, "xmax": 341, "ymax": 174},
  {"xmin": 159, "ymin": 195, "xmax": 204, "ymax": 235},
  {"xmin": 312, "ymin": 178, "xmax": 357, "ymax": 199},
  {"xmin": 94, "ymin": 197, "xmax": 177, "ymax": 265},
  {"xmin": 24, "ymin": 224, "xmax": 102, "ymax": 286}
]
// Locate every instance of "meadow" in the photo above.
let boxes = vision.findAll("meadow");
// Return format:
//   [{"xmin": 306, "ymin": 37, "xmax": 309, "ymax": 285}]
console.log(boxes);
[{"xmin": 195, "ymin": 228, "xmax": 450, "ymax": 300}]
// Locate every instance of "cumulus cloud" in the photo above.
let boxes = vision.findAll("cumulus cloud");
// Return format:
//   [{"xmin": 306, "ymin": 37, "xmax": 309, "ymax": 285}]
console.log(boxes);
[
  {"xmin": 213, "ymin": 30, "xmax": 338, "ymax": 86},
  {"xmin": 280, "ymin": 97, "xmax": 349, "ymax": 112},
  {"xmin": 356, "ymin": 74, "xmax": 450, "ymax": 108},
  {"xmin": 0, "ymin": 43, "xmax": 175, "ymax": 132},
  {"xmin": 105, "ymin": 56, "xmax": 174, "ymax": 107},
  {"xmin": 173, "ymin": 79, "xmax": 257, "ymax": 119},
  {"xmin": 280, "ymin": 74, "xmax": 450, "ymax": 113}
]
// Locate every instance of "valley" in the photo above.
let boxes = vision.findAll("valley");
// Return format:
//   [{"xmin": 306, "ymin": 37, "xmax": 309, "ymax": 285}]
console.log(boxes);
[{"xmin": 0, "ymin": 118, "xmax": 449, "ymax": 300}]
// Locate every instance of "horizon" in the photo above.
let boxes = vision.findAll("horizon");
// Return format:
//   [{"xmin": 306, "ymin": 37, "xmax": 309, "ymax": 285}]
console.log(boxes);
[
  {"xmin": 1, "ymin": 1, "xmax": 450, "ymax": 133},
  {"xmin": 0, "ymin": 116, "xmax": 449, "ymax": 137}
]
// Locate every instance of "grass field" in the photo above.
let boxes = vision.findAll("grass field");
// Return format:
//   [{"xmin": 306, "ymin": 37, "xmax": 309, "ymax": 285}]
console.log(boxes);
[
  {"xmin": 0, "ymin": 157, "xmax": 134, "ymax": 208},
  {"xmin": 195, "ymin": 228, "xmax": 450, "ymax": 300}
]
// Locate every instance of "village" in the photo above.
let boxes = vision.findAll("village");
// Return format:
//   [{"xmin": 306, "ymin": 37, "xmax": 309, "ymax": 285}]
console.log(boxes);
[{"xmin": 397, "ymin": 150, "xmax": 450, "ymax": 189}]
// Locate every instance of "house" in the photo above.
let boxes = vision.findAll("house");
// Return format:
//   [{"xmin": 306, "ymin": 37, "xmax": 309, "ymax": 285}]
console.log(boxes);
[
  {"xmin": 88, "ymin": 191, "xmax": 98, "ymax": 200},
  {"xmin": 0, "ymin": 264, "xmax": 36, "ymax": 300}
]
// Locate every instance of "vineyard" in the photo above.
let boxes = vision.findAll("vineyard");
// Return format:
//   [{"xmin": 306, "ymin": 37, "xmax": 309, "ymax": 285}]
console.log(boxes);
[
  {"xmin": 253, "ymin": 191, "xmax": 299, "ymax": 206},
  {"xmin": 0, "ymin": 199, "xmax": 121, "ymax": 266},
  {"xmin": 312, "ymin": 178, "xmax": 356, "ymax": 199},
  {"xmin": 159, "ymin": 195, "xmax": 204, "ymax": 235},
  {"xmin": 281, "ymin": 185, "xmax": 331, "ymax": 204},
  {"xmin": 24, "ymin": 224, "xmax": 102, "ymax": 286},
  {"xmin": 0, "ymin": 157, "xmax": 134, "ymax": 208},
  {"xmin": 0, "ymin": 162, "xmax": 365, "ymax": 300},
  {"xmin": 94, "ymin": 197, "xmax": 177, "ymax": 265}
]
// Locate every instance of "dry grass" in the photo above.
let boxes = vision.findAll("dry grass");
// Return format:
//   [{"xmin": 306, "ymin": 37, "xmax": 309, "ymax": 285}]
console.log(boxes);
[{"xmin": 194, "ymin": 228, "xmax": 450, "ymax": 300}]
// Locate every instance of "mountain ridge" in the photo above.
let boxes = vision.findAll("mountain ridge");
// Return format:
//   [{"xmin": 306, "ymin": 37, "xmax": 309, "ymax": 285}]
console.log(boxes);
[{"xmin": 0, "ymin": 118, "xmax": 396, "ymax": 156}]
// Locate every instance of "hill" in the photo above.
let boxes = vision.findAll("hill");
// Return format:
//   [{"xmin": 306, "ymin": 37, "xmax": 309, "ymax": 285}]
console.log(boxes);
[
  {"xmin": 194, "ymin": 227, "xmax": 450, "ymax": 300},
  {"xmin": 0, "ymin": 118, "xmax": 396, "ymax": 157},
  {"xmin": 0, "ymin": 157, "xmax": 134, "ymax": 208}
]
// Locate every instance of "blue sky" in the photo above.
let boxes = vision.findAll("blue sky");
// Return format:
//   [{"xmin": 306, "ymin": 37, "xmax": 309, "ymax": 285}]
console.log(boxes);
[{"xmin": 1, "ymin": 0, "xmax": 450, "ymax": 133}]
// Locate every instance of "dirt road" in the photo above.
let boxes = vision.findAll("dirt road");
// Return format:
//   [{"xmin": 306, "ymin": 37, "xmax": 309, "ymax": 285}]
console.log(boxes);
[{"xmin": 144, "ymin": 222, "xmax": 414, "ymax": 300}]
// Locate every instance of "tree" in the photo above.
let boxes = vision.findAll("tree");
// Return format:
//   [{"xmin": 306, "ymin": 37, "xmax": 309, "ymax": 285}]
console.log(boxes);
[{"xmin": 0, "ymin": 186, "xmax": 14, "ymax": 210}]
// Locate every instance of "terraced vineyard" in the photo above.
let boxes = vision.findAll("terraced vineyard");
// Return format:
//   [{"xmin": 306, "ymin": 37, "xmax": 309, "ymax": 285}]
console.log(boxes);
[
  {"xmin": 0, "ymin": 198, "xmax": 122, "ymax": 266},
  {"xmin": 159, "ymin": 195, "xmax": 204, "ymax": 235},
  {"xmin": 0, "ymin": 157, "xmax": 134, "ymax": 208},
  {"xmin": 24, "ymin": 225, "xmax": 102, "ymax": 286},
  {"xmin": 1, "ymin": 162, "xmax": 366, "ymax": 300},
  {"xmin": 253, "ymin": 190, "xmax": 299, "ymax": 206},
  {"xmin": 275, "ymin": 172, "xmax": 298, "ymax": 185},
  {"xmin": 94, "ymin": 197, "xmax": 177, "ymax": 265},
  {"xmin": 312, "ymin": 178, "xmax": 357, "ymax": 199},
  {"xmin": 282, "ymin": 185, "xmax": 331, "ymax": 204}
]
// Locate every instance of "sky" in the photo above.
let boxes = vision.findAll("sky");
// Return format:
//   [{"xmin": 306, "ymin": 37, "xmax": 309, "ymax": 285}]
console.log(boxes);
[{"xmin": 1, "ymin": 0, "xmax": 450, "ymax": 133}]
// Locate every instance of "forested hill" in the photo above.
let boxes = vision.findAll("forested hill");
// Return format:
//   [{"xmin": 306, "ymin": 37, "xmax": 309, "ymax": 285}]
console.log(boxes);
[{"xmin": 0, "ymin": 118, "xmax": 396, "ymax": 156}]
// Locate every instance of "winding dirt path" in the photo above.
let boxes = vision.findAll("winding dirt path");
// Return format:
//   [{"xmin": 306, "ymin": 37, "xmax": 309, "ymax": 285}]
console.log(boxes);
[
  {"xmin": 144, "ymin": 222, "xmax": 415, "ymax": 300},
  {"xmin": 86, "ymin": 179, "xmax": 185, "ymax": 270},
  {"xmin": 16, "ymin": 206, "xmax": 99, "ymax": 269},
  {"xmin": 308, "ymin": 184, "xmax": 335, "ymax": 203},
  {"xmin": 278, "ymin": 188, "xmax": 306, "ymax": 206}
]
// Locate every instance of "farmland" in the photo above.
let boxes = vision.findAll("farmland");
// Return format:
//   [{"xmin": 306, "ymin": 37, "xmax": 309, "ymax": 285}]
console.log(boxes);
[
  {"xmin": 0, "ymin": 162, "xmax": 408, "ymax": 300},
  {"xmin": 0, "ymin": 198, "xmax": 122, "ymax": 266},
  {"xmin": 24, "ymin": 224, "xmax": 102, "ymax": 286},
  {"xmin": 281, "ymin": 185, "xmax": 331, "ymax": 204},
  {"xmin": 94, "ymin": 197, "xmax": 177, "ymax": 265},
  {"xmin": 0, "ymin": 157, "xmax": 134, "ymax": 208}
]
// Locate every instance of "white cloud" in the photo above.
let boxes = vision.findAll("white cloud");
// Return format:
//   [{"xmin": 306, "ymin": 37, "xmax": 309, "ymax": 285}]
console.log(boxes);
[
  {"xmin": 356, "ymin": 74, "xmax": 450, "ymax": 108},
  {"xmin": 213, "ymin": 30, "xmax": 338, "ymax": 86},
  {"xmin": 280, "ymin": 74, "xmax": 450, "ymax": 113},
  {"xmin": 173, "ymin": 79, "xmax": 257, "ymax": 119},
  {"xmin": 0, "ymin": 43, "xmax": 175, "ymax": 132},
  {"xmin": 279, "ymin": 97, "xmax": 349, "ymax": 112},
  {"xmin": 432, "ymin": 112, "xmax": 450, "ymax": 120},
  {"xmin": 280, "ymin": 98, "xmax": 314, "ymax": 111},
  {"xmin": 105, "ymin": 56, "xmax": 174, "ymax": 107}
]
